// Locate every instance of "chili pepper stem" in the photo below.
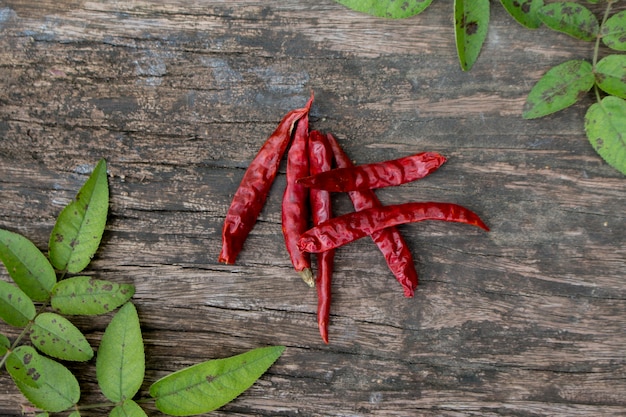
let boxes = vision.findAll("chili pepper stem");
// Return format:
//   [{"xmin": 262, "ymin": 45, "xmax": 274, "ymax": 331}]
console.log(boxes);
[{"xmin": 299, "ymin": 268, "xmax": 314, "ymax": 287}]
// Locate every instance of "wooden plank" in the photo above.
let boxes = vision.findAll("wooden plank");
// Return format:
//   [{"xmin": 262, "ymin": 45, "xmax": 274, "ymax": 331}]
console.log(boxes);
[{"xmin": 1, "ymin": 1, "xmax": 625, "ymax": 416}]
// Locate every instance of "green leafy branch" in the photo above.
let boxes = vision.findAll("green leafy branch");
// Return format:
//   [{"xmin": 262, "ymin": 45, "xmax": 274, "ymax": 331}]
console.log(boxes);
[
  {"xmin": 0, "ymin": 159, "xmax": 284, "ymax": 416},
  {"xmin": 334, "ymin": 0, "xmax": 626, "ymax": 176},
  {"xmin": 523, "ymin": 1, "xmax": 626, "ymax": 176}
]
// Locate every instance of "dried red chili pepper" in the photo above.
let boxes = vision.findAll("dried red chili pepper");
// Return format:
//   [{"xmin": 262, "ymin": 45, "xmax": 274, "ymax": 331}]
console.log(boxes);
[
  {"xmin": 326, "ymin": 133, "xmax": 419, "ymax": 297},
  {"xmin": 297, "ymin": 151, "xmax": 446, "ymax": 192},
  {"xmin": 298, "ymin": 202, "xmax": 489, "ymax": 253},
  {"xmin": 308, "ymin": 131, "xmax": 335, "ymax": 343},
  {"xmin": 282, "ymin": 112, "xmax": 314, "ymax": 286},
  {"xmin": 219, "ymin": 94, "xmax": 313, "ymax": 264}
]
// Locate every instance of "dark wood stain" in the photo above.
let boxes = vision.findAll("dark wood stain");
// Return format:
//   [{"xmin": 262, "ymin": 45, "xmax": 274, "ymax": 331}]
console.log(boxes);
[{"xmin": 1, "ymin": 1, "xmax": 625, "ymax": 416}]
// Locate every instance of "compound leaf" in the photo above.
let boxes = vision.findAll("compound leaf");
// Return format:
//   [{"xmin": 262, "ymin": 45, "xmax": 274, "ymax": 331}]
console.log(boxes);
[
  {"xmin": 595, "ymin": 54, "xmax": 626, "ymax": 99},
  {"xmin": 96, "ymin": 302, "xmax": 144, "ymax": 403},
  {"xmin": 602, "ymin": 10, "xmax": 626, "ymax": 51},
  {"xmin": 454, "ymin": 0, "xmax": 490, "ymax": 71},
  {"xmin": 537, "ymin": 2, "xmax": 598, "ymax": 41},
  {"xmin": 0, "ymin": 229, "xmax": 56, "ymax": 301},
  {"xmin": 500, "ymin": 0, "xmax": 544, "ymax": 29},
  {"xmin": 49, "ymin": 159, "xmax": 109, "ymax": 274},
  {"xmin": 585, "ymin": 96, "xmax": 626, "ymax": 175},
  {"xmin": 110, "ymin": 399, "xmax": 148, "ymax": 417},
  {"xmin": 30, "ymin": 312, "xmax": 93, "ymax": 361},
  {"xmin": 0, "ymin": 280, "xmax": 36, "ymax": 327},
  {"xmin": 334, "ymin": 0, "xmax": 433, "ymax": 19},
  {"xmin": 523, "ymin": 59, "xmax": 594, "ymax": 119},
  {"xmin": 51, "ymin": 276, "xmax": 135, "ymax": 316},
  {"xmin": 150, "ymin": 345, "xmax": 285, "ymax": 416},
  {"xmin": 8, "ymin": 346, "xmax": 80, "ymax": 412}
]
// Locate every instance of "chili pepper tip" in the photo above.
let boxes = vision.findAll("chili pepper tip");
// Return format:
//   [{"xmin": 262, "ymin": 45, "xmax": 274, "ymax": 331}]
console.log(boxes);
[
  {"xmin": 319, "ymin": 322, "xmax": 329, "ymax": 344},
  {"xmin": 299, "ymin": 268, "xmax": 315, "ymax": 287}
]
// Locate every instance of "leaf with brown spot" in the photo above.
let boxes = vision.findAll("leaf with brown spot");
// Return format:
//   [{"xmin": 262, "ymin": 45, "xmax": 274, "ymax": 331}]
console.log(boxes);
[
  {"xmin": 596, "ymin": 54, "xmax": 626, "ymax": 99},
  {"xmin": 454, "ymin": 0, "xmax": 490, "ymax": 71},
  {"xmin": 585, "ymin": 96, "xmax": 626, "ymax": 175},
  {"xmin": 523, "ymin": 59, "xmax": 594, "ymax": 119},
  {"xmin": 537, "ymin": 2, "xmax": 598, "ymax": 41},
  {"xmin": 602, "ymin": 10, "xmax": 626, "ymax": 51},
  {"xmin": 500, "ymin": 0, "xmax": 543, "ymax": 29},
  {"xmin": 48, "ymin": 159, "xmax": 109, "ymax": 274},
  {"xmin": 30, "ymin": 312, "xmax": 94, "ymax": 361},
  {"xmin": 50, "ymin": 276, "xmax": 135, "ymax": 316},
  {"xmin": 7, "ymin": 346, "xmax": 80, "ymax": 412}
]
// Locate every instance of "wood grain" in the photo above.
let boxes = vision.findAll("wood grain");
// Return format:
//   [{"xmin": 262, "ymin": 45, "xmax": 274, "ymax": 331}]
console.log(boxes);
[{"xmin": 0, "ymin": 1, "xmax": 625, "ymax": 416}]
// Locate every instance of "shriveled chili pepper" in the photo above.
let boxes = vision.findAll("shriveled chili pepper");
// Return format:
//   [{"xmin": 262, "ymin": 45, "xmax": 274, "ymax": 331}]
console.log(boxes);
[
  {"xmin": 282, "ymin": 112, "xmax": 314, "ymax": 286},
  {"xmin": 298, "ymin": 202, "xmax": 489, "ymax": 253},
  {"xmin": 326, "ymin": 133, "xmax": 419, "ymax": 297},
  {"xmin": 219, "ymin": 93, "xmax": 313, "ymax": 264},
  {"xmin": 297, "ymin": 151, "xmax": 446, "ymax": 192},
  {"xmin": 308, "ymin": 131, "xmax": 335, "ymax": 343}
]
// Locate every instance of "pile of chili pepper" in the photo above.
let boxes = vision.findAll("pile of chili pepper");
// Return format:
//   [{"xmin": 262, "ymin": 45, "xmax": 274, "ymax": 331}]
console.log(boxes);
[{"xmin": 219, "ymin": 93, "xmax": 489, "ymax": 344}]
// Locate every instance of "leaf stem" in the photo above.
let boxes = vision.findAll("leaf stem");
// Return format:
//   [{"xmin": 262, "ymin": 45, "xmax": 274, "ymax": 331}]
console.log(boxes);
[
  {"xmin": 591, "ymin": 1, "xmax": 615, "ymax": 105},
  {"xmin": 593, "ymin": 0, "xmax": 614, "ymax": 68}
]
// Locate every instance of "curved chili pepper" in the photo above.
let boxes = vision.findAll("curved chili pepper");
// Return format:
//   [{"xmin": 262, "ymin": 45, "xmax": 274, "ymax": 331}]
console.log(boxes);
[
  {"xmin": 308, "ymin": 131, "xmax": 335, "ymax": 343},
  {"xmin": 326, "ymin": 133, "xmax": 419, "ymax": 298},
  {"xmin": 298, "ymin": 202, "xmax": 489, "ymax": 253},
  {"xmin": 219, "ymin": 93, "xmax": 313, "ymax": 264},
  {"xmin": 296, "ymin": 151, "xmax": 446, "ymax": 192},
  {"xmin": 282, "ymin": 112, "xmax": 313, "ymax": 286}
]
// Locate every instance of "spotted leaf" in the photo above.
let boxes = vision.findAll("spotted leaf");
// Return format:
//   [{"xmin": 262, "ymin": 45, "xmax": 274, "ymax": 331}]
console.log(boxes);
[
  {"xmin": 523, "ymin": 60, "xmax": 594, "ymax": 119},
  {"xmin": 454, "ymin": 0, "xmax": 490, "ymax": 71},
  {"xmin": 585, "ymin": 96, "xmax": 626, "ymax": 175}
]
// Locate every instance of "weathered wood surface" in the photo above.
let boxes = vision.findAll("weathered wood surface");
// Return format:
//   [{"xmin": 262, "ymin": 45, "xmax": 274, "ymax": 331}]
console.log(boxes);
[{"xmin": 1, "ymin": 0, "xmax": 625, "ymax": 415}]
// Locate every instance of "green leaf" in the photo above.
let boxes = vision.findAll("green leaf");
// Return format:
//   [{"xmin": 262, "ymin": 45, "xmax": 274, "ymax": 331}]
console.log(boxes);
[
  {"xmin": 97, "ymin": 302, "xmax": 144, "ymax": 403},
  {"xmin": 49, "ymin": 159, "xmax": 109, "ymax": 274},
  {"xmin": 51, "ymin": 276, "xmax": 135, "ymax": 316},
  {"xmin": 7, "ymin": 346, "xmax": 80, "ymax": 412},
  {"xmin": 334, "ymin": 0, "xmax": 433, "ymax": 19},
  {"xmin": 0, "ymin": 333, "xmax": 10, "ymax": 355},
  {"xmin": 602, "ymin": 11, "xmax": 626, "ymax": 51},
  {"xmin": 523, "ymin": 60, "xmax": 594, "ymax": 119},
  {"xmin": 537, "ymin": 2, "xmax": 599, "ymax": 41},
  {"xmin": 0, "ymin": 280, "xmax": 36, "ymax": 327},
  {"xmin": 30, "ymin": 312, "xmax": 93, "ymax": 361},
  {"xmin": 595, "ymin": 54, "xmax": 626, "ymax": 98},
  {"xmin": 150, "ymin": 345, "xmax": 285, "ymax": 416},
  {"xmin": 0, "ymin": 229, "xmax": 56, "ymax": 301},
  {"xmin": 68, "ymin": 412, "xmax": 80, "ymax": 417},
  {"xmin": 585, "ymin": 96, "xmax": 626, "ymax": 175},
  {"xmin": 454, "ymin": 0, "xmax": 490, "ymax": 71},
  {"xmin": 110, "ymin": 399, "xmax": 148, "ymax": 417},
  {"xmin": 6, "ymin": 346, "xmax": 45, "ymax": 388},
  {"xmin": 499, "ymin": 0, "xmax": 544, "ymax": 29}
]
